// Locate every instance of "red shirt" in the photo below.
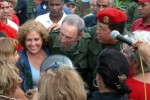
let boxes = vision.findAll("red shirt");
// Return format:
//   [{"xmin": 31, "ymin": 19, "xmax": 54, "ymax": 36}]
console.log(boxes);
[
  {"xmin": 12, "ymin": 13, "xmax": 20, "ymax": 26},
  {"xmin": 126, "ymin": 77, "xmax": 150, "ymax": 100},
  {"xmin": 132, "ymin": 18, "xmax": 150, "ymax": 32},
  {"xmin": 0, "ymin": 21, "xmax": 23, "ymax": 51}
]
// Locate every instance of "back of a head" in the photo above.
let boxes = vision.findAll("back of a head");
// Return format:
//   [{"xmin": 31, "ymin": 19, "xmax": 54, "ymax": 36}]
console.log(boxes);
[
  {"xmin": 131, "ymin": 30, "xmax": 150, "ymax": 45},
  {"xmin": 38, "ymin": 64, "xmax": 87, "ymax": 100},
  {"xmin": 0, "ymin": 60, "xmax": 22, "ymax": 97},
  {"xmin": 0, "ymin": 31, "xmax": 7, "ymax": 37},
  {"xmin": 129, "ymin": 30, "xmax": 150, "ymax": 72},
  {"xmin": 0, "ymin": 38, "xmax": 18, "ymax": 63},
  {"xmin": 97, "ymin": 49, "xmax": 131, "ymax": 95}
]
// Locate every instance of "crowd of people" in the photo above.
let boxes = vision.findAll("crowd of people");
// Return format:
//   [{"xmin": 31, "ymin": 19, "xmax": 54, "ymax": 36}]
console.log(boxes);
[{"xmin": 0, "ymin": 0, "xmax": 150, "ymax": 100}]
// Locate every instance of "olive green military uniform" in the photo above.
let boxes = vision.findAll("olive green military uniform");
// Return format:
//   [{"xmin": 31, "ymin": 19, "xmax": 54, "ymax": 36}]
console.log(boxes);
[
  {"xmin": 27, "ymin": 0, "xmax": 35, "ymax": 19},
  {"xmin": 86, "ymin": 25, "xmax": 122, "ymax": 69},
  {"xmin": 48, "ymin": 30, "xmax": 92, "ymax": 87},
  {"xmin": 125, "ymin": 1, "xmax": 139, "ymax": 31},
  {"xmin": 85, "ymin": 25, "xmax": 122, "ymax": 91}
]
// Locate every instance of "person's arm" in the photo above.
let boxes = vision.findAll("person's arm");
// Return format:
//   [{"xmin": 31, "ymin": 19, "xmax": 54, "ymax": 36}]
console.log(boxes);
[
  {"xmin": 14, "ymin": 86, "xmax": 29, "ymax": 100},
  {"xmin": 14, "ymin": 0, "xmax": 26, "ymax": 13},
  {"xmin": 47, "ymin": 23, "xmax": 61, "ymax": 32}
]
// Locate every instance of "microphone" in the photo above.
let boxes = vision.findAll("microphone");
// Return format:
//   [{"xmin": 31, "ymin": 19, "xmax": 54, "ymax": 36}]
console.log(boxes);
[{"xmin": 110, "ymin": 30, "xmax": 133, "ymax": 46}]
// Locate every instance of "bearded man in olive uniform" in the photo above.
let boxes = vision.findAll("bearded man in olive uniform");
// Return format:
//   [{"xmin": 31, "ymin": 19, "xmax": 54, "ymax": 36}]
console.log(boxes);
[{"xmin": 48, "ymin": 14, "xmax": 92, "ymax": 90}]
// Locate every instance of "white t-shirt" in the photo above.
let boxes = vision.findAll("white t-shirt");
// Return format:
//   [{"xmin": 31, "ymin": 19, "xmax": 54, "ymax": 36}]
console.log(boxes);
[
  {"xmin": 7, "ymin": 18, "xmax": 19, "ymax": 31},
  {"xmin": 35, "ymin": 12, "xmax": 67, "ymax": 28}
]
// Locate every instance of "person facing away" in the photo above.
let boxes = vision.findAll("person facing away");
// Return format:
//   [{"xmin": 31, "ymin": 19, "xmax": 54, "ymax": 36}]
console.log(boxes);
[
  {"xmin": 14, "ymin": 0, "xmax": 29, "ymax": 25},
  {"xmin": 123, "ymin": 30, "xmax": 150, "ymax": 100},
  {"xmin": 88, "ymin": 48, "xmax": 131, "ymax": 100},
  {"xmin": 0, "ymin": 60, "xmax": 22, "ymax": 100},
  {"xmin": 17, "ymin": 20, "xmax": 50, "ymax": 92},
  {"xmin": 37, "ymin": 64, "xmax": 87, "ymax": 100},
  {"xmin": 0, "ymin": 38, "xmax": 28, "ymax": 100}
]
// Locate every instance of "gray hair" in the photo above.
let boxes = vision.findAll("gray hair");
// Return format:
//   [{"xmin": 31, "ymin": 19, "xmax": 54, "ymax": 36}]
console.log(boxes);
[
  {"xmin": 61, "ymin": 14, "xmax": 85, "ymax": 35},
  {"xmin": 127, "ymin": 30, "xmax": 150, "ymax": 72},
  {"xmin": 109, "ymin": 0, "xmax": 114, "ymax": 6},
  {"xmin": 131, "ymin": 30, "xmax": 150, "ymax": 45}
]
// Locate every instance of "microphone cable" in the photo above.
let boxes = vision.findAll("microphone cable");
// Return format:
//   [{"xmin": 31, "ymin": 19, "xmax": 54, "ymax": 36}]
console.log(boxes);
[{"xmin": 139, "ymin": 55, "xmax": 147, "ymax": 100}]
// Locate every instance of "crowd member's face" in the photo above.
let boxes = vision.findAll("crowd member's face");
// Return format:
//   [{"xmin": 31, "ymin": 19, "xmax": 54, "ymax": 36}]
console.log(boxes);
[
  {"xmin": 25, "ymin": 31, "xmax": 43, "ymax": 54},
  {"xmin": 96, "ymin": 22, "xmax": 117, "ymax": 44},
  {"xmin": 96, "ymin": 0, "xmax": 111, "ymax": 12},
  {"xmin": 8, "ymin": 2, "xmax": 13, "ymax": 15},
  {"xmin": 90, "ymin": 0, "xmax": 98, "ymax": 14},
  {"xmin": 0, "ymin": 1, "xmax": 9, "ymax": 20},
  {"xmin": 60, "ymin": 22, "xmax": 82, "ymax": 49},
  {"xmin": 66, "ymin": 4, "xmax": 76, "ymax": 14},
  {"xmin": 48, "ymin": 0, "xmax": 64, "ymax": 17},
  {"xmin": 138, "ymin": 2, "xmax": 150, "ymax": 18}
]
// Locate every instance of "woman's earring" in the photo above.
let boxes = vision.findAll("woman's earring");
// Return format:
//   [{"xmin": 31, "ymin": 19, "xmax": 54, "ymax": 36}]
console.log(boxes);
[{"xmin": 93, "ymin": 79, "xmax": 98, "ymax": 88}]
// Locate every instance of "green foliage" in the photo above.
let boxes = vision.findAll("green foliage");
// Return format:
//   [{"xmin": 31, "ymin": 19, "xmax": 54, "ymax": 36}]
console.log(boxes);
[
  {"xmin": 75, "ymin": 0, "xmax": 132, "ymax": 17},
  {"xmin": 114, "ymin": 0, "xmax": 130, "ymax": 11}
]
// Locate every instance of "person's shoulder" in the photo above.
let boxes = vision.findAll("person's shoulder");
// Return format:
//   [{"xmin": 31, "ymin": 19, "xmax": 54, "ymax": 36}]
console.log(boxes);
[
  {"xmin": 83, "ymin": 14, "xmax": 95, "ymax": 20},
  {"xmin": 35, "ymin": 13, "xmax": 49, "ymax": 20},
  {"xmin": 7, "ymin": 19, "xmax": 19, "ymax": 30},
  {"xmin": 88, "ymin": 91, "xmax": 101, "ymax": 100},
  {"xmin": 133, "ymin": 18, "xmax": 143, "ymax": 24},
  {"xmin": 49, "ymin": 30, "xmax": 60, "ymax": 34},
  {"xmin": 82, "ymin": 30, "xmax": 92, "ymax": 39}
]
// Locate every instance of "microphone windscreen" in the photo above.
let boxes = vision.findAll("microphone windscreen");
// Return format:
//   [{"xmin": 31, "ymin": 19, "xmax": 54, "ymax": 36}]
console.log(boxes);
[{"xmin": 110, "ymin": 30, "xmax": 120, "ymax": 39}]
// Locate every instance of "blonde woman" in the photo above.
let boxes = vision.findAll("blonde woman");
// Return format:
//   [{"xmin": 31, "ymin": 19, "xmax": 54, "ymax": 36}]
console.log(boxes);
[
  {"xmin": 0, "ymin": 38, "xmax": 19, "ymax": 63},
  {"xmin": 0, "ymin": 38, "xmax": 28, "ymax": 100},
  {"xmin": 0, "ymin": 60, "xmax": 22, "ymax": 100},
  {"xmin": 38, "ymin": 64, "xmax": 87, "ymax": 100}
]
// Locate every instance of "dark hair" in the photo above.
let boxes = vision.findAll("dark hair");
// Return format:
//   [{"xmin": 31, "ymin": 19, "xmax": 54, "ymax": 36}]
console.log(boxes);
[
  {"xmin": 97, "ymin": 49, "xmax": 131, "ymax": 95},
  {"xmin": 0, "ymin": 31, "xmax": 7, "ymax": 37},
  {"xmin": 109, "ymin": 22, "xmax": 125, "ymax": 35}
]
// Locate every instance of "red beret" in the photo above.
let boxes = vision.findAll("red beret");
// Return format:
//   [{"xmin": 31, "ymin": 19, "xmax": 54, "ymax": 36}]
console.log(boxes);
[
  {"xmin": 96, "ymin": 8, "xmax": 127, "ymax": 24},
  {"xmin": 138, "ymin": 0, "xmax": 150, "ymax": 2}
]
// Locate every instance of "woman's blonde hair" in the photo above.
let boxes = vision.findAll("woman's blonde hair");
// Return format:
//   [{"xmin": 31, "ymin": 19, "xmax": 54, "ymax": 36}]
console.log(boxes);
[
  {"xmin": 0, "ymin": 38, "xmax": 18, "ymax": 63},
  {"xmin": 0, "ymin": 60, "xmax": 22, "ymax": 96},
  {"xmin": 17, "ymin": 20, "xmax": 48, "ymax": 47},
  {"xmin": 8, "ymin": 0, "xmax": 18, "ymax": 8},
  {"xmin": 38, "ymin": 65, "xmax": 87, "ymax": 100}
]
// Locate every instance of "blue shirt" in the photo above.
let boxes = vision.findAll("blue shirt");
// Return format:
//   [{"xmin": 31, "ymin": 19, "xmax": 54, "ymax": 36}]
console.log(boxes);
[{"xmin": 17, "ymin": 46, "xmax": 50, "ymax": 92}]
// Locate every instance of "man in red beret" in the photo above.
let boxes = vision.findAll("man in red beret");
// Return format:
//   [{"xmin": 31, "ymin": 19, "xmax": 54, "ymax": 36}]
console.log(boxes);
[
  {"xmin": 87, "ymin": 8, "xmax": 127, "ymax": 92},
  {"xmin": 132, "ymin": 0, "xmax": 150, "ymax": 31}
]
